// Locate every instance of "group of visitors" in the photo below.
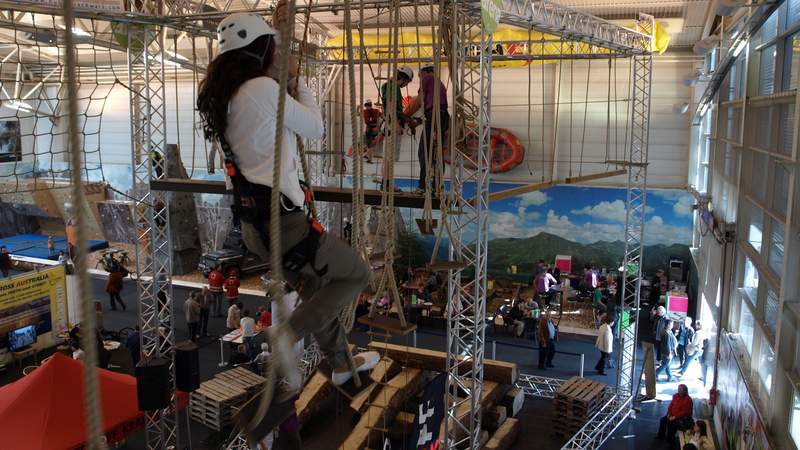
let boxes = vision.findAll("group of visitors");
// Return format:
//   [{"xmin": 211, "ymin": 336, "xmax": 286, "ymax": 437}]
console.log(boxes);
[{"xmin": 653, "ymin": 306, "xmax": 708, "ymax": 382}]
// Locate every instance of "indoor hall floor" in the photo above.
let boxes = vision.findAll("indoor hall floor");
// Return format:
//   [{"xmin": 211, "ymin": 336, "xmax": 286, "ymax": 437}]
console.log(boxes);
[{"xmin": 0, "ymin": 273, "xmax": 709, "ymax": 450}]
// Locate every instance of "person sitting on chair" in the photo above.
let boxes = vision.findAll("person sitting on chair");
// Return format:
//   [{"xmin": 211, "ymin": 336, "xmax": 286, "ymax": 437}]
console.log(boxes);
[
  {"xmin": 658, "ymin": 383, "xmax": 694, "ymax": 445},
  {"xmin": 535, "ymin": 267, "xmax": 558, "ymax": 305},
  {"xmin": 229, "ymin": 344, "xmax": 251, "ymax": 367}
]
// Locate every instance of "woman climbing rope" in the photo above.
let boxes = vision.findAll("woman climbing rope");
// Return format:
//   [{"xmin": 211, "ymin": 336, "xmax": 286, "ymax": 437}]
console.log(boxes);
[{"xmin": 197, "ymin": 9, "xmax": 377, "ymax": 391}]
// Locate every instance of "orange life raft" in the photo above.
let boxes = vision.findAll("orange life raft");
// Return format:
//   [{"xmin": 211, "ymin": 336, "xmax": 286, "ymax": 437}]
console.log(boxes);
[{"xmin": 443, "ymin": 127, "xmax": 525, "ymax": 173}]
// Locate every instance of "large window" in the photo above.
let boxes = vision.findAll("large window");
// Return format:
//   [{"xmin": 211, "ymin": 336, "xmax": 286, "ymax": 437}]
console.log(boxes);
[
  {"xmin": 740, "ymin": 300, "xmax": 756, "ymax": 354},
  {"xmin": 791, "ymin": 390, "xmax": 800, "ymax": 448},
  {"xmin": 783, "ymin": 32, "xmax": 800, "ymax": 90},
  {"xmin": 743, "ymin": 257, "xmax": 760, "ymax": 303},
  {"xmin": 769, "ymin": 220, "xmax": 786, "ymax": 275},
  {"xmin": 758, "ymin": 337, "xmax": 775, "ymax": 394},
  {"xmin": 759, "ymin": 45, "xmax": 777, "ymax": 96},
  {"xmin": 779, "ymin": 105, "xmax": 795, "ymax": 155},
  {"xmin": 765, "ymin": 289, "xmax": 780, "ymax": 337},
  {"xmin": 774, "ymin": 164, "xmax": 791, "ymax": 216},
  {"xmin": 746, "ymin": 200, "xmax": 765, "ymax": 252}
]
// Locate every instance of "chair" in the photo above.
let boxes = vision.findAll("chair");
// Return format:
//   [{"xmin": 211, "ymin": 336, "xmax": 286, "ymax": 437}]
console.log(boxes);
[{"xmin": 493, "ymin": 304, "xmax": 513, "ymax": 335}]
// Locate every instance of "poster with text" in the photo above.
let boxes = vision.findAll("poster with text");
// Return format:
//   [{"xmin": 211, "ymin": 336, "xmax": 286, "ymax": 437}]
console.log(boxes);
[{"xmin": 0, "ymin": 265, "xmax": 67, "ymax": 349}]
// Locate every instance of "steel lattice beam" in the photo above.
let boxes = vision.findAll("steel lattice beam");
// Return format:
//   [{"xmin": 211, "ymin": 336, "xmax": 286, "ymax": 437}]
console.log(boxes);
[
  {"xmin": 128, "ymin": 7, "xmax": 178, "ymax": 449},
  {"xmin": 515, "ymin": 373, "xmax": 567, "ymax": 399},
  {"xmin": 442, "ymin": 1, "xmax": 491, "ymax": 448}
]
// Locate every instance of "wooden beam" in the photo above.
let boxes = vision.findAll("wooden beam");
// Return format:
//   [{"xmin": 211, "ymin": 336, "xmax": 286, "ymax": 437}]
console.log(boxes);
[
  {"xmin": 149, "ymin": 178, "xmax": 439, "ymax": 209},
  {"xmin": 564, "ymin": 169, "xmax": 627, "ymax": 184},
  {"xmin": 339, "ymin": 368, "xmax": 424, "ymax": 450},
  {"xmin": 483, "ymin": 181, "xmax": 555, "ymax": 204},
  {"xmin": 349, "ymin": 357, "xmax": 401, "ymax": 412},
  {"xmin": 483, "ymin": 405, "xmax": 508, "ymax": 432},
  {"xmin": 295, "ymin": 371, "xmax": 334, "ymax": 426},
  {"xmin": 366, "ymin": 341, "xmax": 519, "ymax": 385},
  {"xmin": 483, "ymin": 418, "xmax": 521, "ymax": 450}
]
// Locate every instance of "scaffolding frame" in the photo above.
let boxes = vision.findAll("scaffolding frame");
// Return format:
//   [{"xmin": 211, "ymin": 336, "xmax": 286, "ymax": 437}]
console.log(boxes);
[{"xmin": 0, "ymin": 2, "xmax": 652, "ymax": 449}]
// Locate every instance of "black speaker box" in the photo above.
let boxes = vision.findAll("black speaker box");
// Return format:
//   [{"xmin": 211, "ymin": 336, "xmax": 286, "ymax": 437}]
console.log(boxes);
[
  {"xmin": 175, "ymin": 341, "xmax": 200, "ymax": 392},
  {"xmin": 135, "ymin": 357, "xmax": 170, "ymax": 411}
]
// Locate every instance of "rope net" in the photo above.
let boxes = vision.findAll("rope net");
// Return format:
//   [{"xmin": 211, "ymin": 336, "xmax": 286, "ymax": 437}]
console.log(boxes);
[{"xmin": 0, "ymin": 13, "xmax": 119, "ymax": 194}]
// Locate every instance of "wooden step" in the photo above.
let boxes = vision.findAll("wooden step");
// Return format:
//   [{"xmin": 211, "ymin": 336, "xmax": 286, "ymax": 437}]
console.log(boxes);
[
  {"xmin": 415, "ymin": 218, "xmax": 437, "ymax": 235},
  {"xmin": 427, "ymin": 260, "xmax": 467, "ymax": 271},
  {"xmin": 357, "ymin": 314, "xmax": 417, "ymax": 336}
]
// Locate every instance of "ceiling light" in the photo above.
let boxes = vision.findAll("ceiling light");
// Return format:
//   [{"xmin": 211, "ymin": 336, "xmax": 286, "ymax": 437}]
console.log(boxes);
[{"xmin": 57, "ymin": 24, "xmax": 91, "ymax": 37}]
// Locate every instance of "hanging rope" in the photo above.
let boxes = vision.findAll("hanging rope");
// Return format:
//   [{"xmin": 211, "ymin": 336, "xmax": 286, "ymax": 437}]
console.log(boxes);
[
  {"xmin": 578, "ymin": 58, "xmax": 591, "ymax": 177},
  {"xmin": 64, "ymin": 1, "xmax": 105, "ymax": 449},
  {"xmin": 541, "ymin": 35, "xmax": 546, "ymax": 182},
  {"xmin": 247, "ymin": 0, "xmax": 297, "ymax": 433},
  {"xmin": 605, "ymin": 58, "xmax": 611, "ymax": 167}
]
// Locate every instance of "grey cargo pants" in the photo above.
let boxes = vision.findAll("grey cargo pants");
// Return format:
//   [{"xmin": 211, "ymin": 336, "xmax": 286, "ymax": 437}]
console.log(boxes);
[{"xmin": 241, "ymin": 211, "xmax": 370, "ymax": 369}]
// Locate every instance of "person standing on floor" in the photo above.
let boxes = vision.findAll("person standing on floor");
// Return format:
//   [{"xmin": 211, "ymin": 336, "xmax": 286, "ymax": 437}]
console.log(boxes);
[
  {"xmin": 653, "ymin": 306, "xmax": 669, "ymax": 360},
  {"xmin": 198, "ymin": 287, "xmax": 211, "ymax": 337},
  {"xmin": 699, "ymin": 324, "xmax": 710, "ymax": 385},
  {"xmin": 0, "ymin": 246, "xmax": 11, "ymax": 278},
  {"xmin": 676, "ymin": 317, "xmax": 693, "ymax": 367},
  {"xmin": 258, "ymin": 305, "xmax": 272, "ymax": 328},
  {"xmin": 537, "ymin": 310, "xmax": 557, "ymax": 369},
  {"xmin": 227, "ymin": 301, "xmax": 242, "ymax": 333},
  {"xmin": 404, "ymin": 63, "xmax": 449, "ymax": 194},
  {"xmin": 657, "ymin": 383, "xmax": 694, "ymax": 445},
  {"xmin": 595, "ymin": 314, "xmax": 614, "ymax": 376},
  {"xmin": 680, "ymin": 320, "xmax": 702, "ymax": 377},
  {"xmin": 185, "ymin": 292, "xmax": 201, "ymax": 342},
  {"xmin": 208, "ymin": 265, "xmax": 225, "ymax": 317},
  {"xmin": 240, "ymin": 309, "xmax": 256, "ymax": 360},
  {"xmin": 126, "ymin": 326, "xmax": 141, "ymax": 367},
  {"xmin": 105, "ymin": 265, "xmax": 127, "ymax": 311},
  {"xmin": 47, "ymin": 235, "xmax": 55, "ymax": 258},
  {"xmin": 224, "ymin": 272, "xmax": 240, "ymax": 308},
  {"xmin": 655, "ymin": 318, "xmax": 678, "ymax": 382}
]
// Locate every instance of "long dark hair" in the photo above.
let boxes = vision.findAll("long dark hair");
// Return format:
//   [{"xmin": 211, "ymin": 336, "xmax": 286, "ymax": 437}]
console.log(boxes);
[{"xmin": 197, "ymin": 35, "xmax": 275, "ymax": 142}]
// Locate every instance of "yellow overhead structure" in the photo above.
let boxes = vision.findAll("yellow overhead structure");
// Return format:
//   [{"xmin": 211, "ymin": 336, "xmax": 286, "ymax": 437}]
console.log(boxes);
[{"xmin": 324, "ymin": 22, "xmax": 669, "ymax": 68}]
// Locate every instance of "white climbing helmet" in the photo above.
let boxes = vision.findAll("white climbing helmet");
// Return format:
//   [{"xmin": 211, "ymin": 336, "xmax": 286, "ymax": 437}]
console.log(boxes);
[
  {"xmin": 420, "ymin": 62, "xmax": 435, "ymax": 72},
  {"xmin": 398, "ymin": 65, "xmax": 414, "ymax": 81},
  {"xmin": 217, "ymin": 13, "xmax": 276, "ymax": 55}
]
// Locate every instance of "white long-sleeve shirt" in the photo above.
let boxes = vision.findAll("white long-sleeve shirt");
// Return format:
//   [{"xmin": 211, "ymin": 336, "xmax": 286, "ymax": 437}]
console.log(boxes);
[{"xmin": 225, "ymin": 76, "xmax": 325, "ymax": 207}]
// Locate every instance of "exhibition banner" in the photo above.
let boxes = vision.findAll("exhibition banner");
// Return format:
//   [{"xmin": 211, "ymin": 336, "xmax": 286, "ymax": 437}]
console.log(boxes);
[{"xmin": 0, "ymin": 265, "xmax": 67, "ymax": 349}]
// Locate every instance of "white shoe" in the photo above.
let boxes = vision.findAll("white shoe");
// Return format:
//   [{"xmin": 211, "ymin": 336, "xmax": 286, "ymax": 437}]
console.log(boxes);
[
  {"xmin": 268, "ymin": 326, "xmax": 302, "ymax": 392},
  {"xmin": 331, "ymin": 351, "xmax": 381, "ymax": 386}
]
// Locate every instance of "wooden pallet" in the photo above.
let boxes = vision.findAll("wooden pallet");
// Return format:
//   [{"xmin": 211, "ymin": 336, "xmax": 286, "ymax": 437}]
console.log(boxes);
[
  {"xmin": 214, "ymin": 366, "xmax": 267, "ymax": 396},
  {"xmin": 189, "ymin": 378, "xmax": 249, "ymax": 430},
  {"xmin": 552, "ymin": 377, "xmax": 607, "ymax": 437}
]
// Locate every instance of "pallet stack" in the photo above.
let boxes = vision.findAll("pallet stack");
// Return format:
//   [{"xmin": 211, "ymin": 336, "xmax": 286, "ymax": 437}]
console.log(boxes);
[
  {"xmin": 214, "ymin": 366, "xmax": 267, "ymax": 397},
  {"xmin": 552, "ymin": 377, "xmax": 607, "ymax": 438},
  {"xmin": 189, "ymin": 378, "xmax": 248, "ymax": 431}
]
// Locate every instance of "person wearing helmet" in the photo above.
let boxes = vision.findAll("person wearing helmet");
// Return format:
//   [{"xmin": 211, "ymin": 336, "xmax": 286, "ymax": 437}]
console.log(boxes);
[
  {"xmin": 361, "ymin": 99, "xmax": 382, "ymax": 163},
  {"xmin": 405, "ymin": 63, "xmax": 449, "ymax": 193},
  {"xmin": 377, "ymin": 66, "xmax": 413, "ymax": 189},
  {"xmin": 197, "ymin": 3, "xmax": 374, "ymax": 407}
]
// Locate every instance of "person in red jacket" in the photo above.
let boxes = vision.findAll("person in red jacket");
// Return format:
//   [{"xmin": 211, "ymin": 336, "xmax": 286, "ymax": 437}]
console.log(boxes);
[
  {"xmin": 208, "ymin": 265, "xmax": 225, "ymax": 317},
  {"xmin": 105, "ymin": 268, "xmax": 127, "ymax": 311},
  {"xmin": 224, "ymin": 273, "xmax": 240, "ymax": 308},
  {"xmin": 658, "ymin": 383, "xmax": 694, "ymax": 446}
]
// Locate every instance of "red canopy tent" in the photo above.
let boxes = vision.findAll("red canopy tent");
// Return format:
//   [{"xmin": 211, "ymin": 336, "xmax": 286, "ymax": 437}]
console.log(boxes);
[{"xmin": 0, "ymin": 352, "xmax": 145, "ymax": 450}]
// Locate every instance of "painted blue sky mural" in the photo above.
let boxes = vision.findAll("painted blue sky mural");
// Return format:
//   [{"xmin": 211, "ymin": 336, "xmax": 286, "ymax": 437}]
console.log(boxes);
[{"xmin": 390, "ymin": 178, "xmax": 694, "ymax": 246}]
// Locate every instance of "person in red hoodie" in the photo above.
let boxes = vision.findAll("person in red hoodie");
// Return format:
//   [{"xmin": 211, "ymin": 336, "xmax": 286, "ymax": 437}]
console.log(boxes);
[
  {"xmin": 208, "ymin": 265, "xmax": 225, "ymax": 317},
  {"xmin": 224, "ymin": 273, "xmax": 240, "ymax": 308},
  {"xmin": 105, "ymin": 267, "xmax": 127, "ymax": 311},
  {"xmin": 658, "ymin": 383, "xmax": 694, "ymax": 446}
]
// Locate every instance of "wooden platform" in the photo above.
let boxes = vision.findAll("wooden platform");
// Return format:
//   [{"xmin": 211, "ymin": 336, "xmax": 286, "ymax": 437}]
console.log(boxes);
[
  {"xmin": 213, "ymin": 366, "xmax": 266, "ymax": 397},
  {"xmin": 150, "ymin": 178, "xmax": 440, "ymax": 209},
  {"xmin": 367, "ymin": 341, "xmax": 518, "ymax": 384},
  {"xmin": 357, "ymin": 314, "xmax": 417, "ymax": 336}
]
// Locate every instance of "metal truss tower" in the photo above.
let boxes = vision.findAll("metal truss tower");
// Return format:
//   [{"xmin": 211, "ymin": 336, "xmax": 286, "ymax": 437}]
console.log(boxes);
[
  {"xmin": 561, "ymin": 14, "xmax": 653, "ymax": 450},
  {"xmin": 128, "ymin": 6, "xmax": 179, "ymax": 449},
  {"xmin": 441, "ymin": 2, "xmax": 492, "ymax": 448}
]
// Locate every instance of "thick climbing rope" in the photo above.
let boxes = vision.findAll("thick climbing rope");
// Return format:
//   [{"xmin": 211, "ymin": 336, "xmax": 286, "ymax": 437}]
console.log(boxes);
[
  {"xmin": 247, "ymin": 0, "xmax": 298, "ymax": 433},
  {"xmin": 541, "ymin": 35, "xmax": 546, "ymax": 182},
  {"xmin": 605, "ymin": 58, "xmax": 611, "ymax": 167},
  {"xmin": 339, "ymin": 0, "xmax": 365, "ymax": 333},
  {"xmin": 64, "ymin": 1, "xmax": 105, "ymax": 449}
]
